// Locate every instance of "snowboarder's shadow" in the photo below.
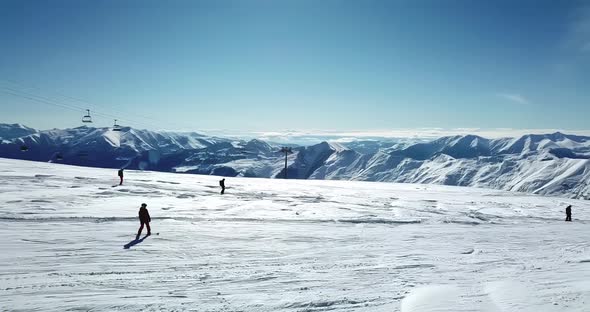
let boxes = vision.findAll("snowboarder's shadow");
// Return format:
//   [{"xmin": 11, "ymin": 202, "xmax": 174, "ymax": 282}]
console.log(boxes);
[{"xmin": 123, "ymin": 235, "xmax": 149, "ymax": 249}]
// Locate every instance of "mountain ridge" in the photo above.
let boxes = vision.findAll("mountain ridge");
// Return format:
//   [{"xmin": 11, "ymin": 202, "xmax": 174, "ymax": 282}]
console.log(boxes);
[{"xmin": 0, "ymin": 123, "xmax": 588, "ymax": 198}]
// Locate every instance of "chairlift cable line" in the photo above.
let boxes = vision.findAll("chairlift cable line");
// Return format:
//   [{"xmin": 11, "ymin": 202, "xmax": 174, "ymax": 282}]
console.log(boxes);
[
  {"xmin": 2, "ymin": 89, "xmax": 129, "ymax": 128},
  {"xmin": 1, "ymin": 85, "xmax": 146, "ymax": 126},
  {"xmin": 3, "ymin": 88, "xmax": 132, "ymax": 153},
  {"xmin": 3, "ymin": 86, "xmax": 113, "ymax": 118},
  {"xmin": 1, "ymin": 88, "xmax": 156, "ymax": 132},
  {"xmin": 2, "ymin": 92, "xmax": 144, "ymax": 132},
  {"xmin": 1, "ymin": 78, "xmax": 163, "ymax": 125},
  {"xmin": 12, "ymin": 81, "xmax": 170, "ymax": 127},
  {"xmin": 1, "ymin": 78, "xmax": 193, "ymax": 130},
  {"xmin": 3, "ymin": 89, "xmax": 88, "ymax": 114},
  {"xmin": 1, "ymin": 86, "xmax": 160, "ymax": 130},
  {"xmin": 1, "ymin": 86, "xmax": 155, "ymax": 156}
]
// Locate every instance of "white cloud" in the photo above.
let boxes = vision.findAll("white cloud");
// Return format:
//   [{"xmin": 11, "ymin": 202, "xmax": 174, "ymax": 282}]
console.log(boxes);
[
  {"xmin": 197, "ymin": 128, "xmax": 590, "ymax": 145},
  {"xmin": 496, "ymin": 93, "xmax": 530, "ymax": 105}
]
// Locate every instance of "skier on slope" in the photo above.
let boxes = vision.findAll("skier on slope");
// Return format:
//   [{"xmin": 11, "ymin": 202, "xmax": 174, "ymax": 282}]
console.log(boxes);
[
  {"xmin": 137, "ymin": 203, "xmax": 151, "ymax": 239},
  {"xmin": 118, "ymin": 169, "xmax": 124, "ymax": 185},
  {"xmin": 565, "ymin": 205, "xmax": 572, "ymax": 222},
  {"xmin": 219, "ymin": 178, "xmax": 226, "ymax": 194}
]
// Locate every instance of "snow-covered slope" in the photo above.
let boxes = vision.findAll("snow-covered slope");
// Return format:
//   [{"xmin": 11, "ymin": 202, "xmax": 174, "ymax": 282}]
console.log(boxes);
[
  {"xmin": 1, "ymin": 124, "xmax": 590, "ymax": 198},
  {"xmin": 1, "ymin": 158, "xmax": 589, "ymax": 311}
]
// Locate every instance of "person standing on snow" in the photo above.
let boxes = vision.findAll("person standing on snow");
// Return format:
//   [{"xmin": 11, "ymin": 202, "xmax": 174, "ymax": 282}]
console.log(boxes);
[
  {"xmin": 219, "ymin": 178, "xmax": 226, "ymax": 194},
  {"xmin": 118, "ymin": 169, "xmax": 124, "ymax": 185},
  {"xmin": 565, "ymin": 205, "xmax": 572, "ymax": 222},
  {"xmin": 137, "ymin": 203, "xmax": 151, "ymax": 239}
]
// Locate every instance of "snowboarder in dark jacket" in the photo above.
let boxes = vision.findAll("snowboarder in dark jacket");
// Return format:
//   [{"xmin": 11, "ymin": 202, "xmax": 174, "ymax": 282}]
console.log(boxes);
[
  {"xmin": 565, "ymin": 205, "xmax": 572, "ymax": 222},
  {"xmin": 137, "ymin": 203, "xmax": 151, "ymax": 238},
  {"xmin": 219, "ymin": 178, "xmax": 225, "ymax": 194},
  {"xmin": 118, "ymin": 169, "xmax": 124, "ymax": 185}
]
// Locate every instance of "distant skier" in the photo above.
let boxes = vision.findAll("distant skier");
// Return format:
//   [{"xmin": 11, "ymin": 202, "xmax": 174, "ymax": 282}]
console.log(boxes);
[
  {"xmin": 565, "ymin": 205, "xmax": 572, "ymax": 222},
  {"xmin": 219, "ymin": 178, "xmax": 225, "ymax": 194},
  {"xmin": 137, "ymin": 203, "xmax": 151, "ymax": 239},
  {"xmin": 118, "ymin": 169, "xmax": 124, "ymax": 185}
]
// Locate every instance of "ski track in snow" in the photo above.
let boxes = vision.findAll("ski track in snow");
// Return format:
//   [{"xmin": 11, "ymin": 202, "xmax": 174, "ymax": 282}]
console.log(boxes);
[{"xmin": 0, "ymin": 158, "xmax": 589, "ymax": 311}]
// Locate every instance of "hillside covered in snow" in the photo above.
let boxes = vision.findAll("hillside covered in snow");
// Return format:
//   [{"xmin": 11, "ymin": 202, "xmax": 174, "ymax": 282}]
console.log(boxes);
[
  {"xmin": 1, "ymin": 123, "xmax": 589, "ymax": 198},
  {"xmin": 1, "ymin": 158, "xmax": 589, "ymax": 311}
]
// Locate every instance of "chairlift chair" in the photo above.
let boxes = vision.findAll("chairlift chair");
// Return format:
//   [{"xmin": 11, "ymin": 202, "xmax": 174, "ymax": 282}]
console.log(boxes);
[
  {"xmin": 112, "ymin": 119, "xmax": 121, "ymax": 131},
  {"xmin": 82, "ymin": 109, "xmax": 92, "ymax": 123}
]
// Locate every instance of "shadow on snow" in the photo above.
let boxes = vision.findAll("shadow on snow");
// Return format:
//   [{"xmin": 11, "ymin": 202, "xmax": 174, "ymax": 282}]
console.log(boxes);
[{"xmin": 123, "ymin": 235, "xmax": 149, "ymax": 249}]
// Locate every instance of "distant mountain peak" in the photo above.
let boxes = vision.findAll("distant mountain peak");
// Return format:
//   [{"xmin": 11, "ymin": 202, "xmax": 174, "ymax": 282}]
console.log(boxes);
[
  {"xmin": 0, "ymin": 123, "xmax": 39, "ymax": 140},
  {"xmin": 325, "ymin": 141, "xmax": 348, "ymax": 152},
  {"xmin": 1, "ymin": 124, "xmax": 589, "ymax": 197}
]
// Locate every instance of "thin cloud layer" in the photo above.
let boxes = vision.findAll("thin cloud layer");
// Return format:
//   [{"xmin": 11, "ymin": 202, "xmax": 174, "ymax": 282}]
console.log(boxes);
[
  {"xmin": 199, "ymin": 128, "xmax": 590, "ymax": 145},
  {"xmin": 496, "ymin": 93, "xmax": 530, "ymax": 105}
]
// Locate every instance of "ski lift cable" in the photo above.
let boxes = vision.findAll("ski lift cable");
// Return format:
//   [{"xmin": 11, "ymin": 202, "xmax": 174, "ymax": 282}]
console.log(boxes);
[
  {"xmin": 1, "ymin": 86, "xmax": 160, "ymax": 130},
  {"xmin": 1, "ymin": 78, "xmax": 192, "ymax": 130},
  {"xmin": 1, "ymin": 86, "xmax": 143, "ymax": 125},
  {"xmin": 2, "ymin": 88, "xmax": 88, "ymax": 114},
  {"xmin": 1, "ymin": 79, "xmax": 129, "ymax": 119},
  {"xmin": 3, "ymin": 80, "xmax": 208, "ymax": 134},
  {"xmin": 57, "ymin": 91, "xmax": 172, "ymax": 128},
  {"xmin": 0, "ymin": 83, "xmax": 160, "ymax": 130},
  {"xmin": 3, "ymin": 86, "xmax": 104, "ymax": 117},
  {"xmin": 4, "ymin": 78, "xmax": 171, "ymax": 127},
  {"xmin": 17, "ymin": 88, "xmax": 181, "ymax": 131},
  {"xmin": 2, "ymin": 91, "xmax": 146, "ymax": 132}
]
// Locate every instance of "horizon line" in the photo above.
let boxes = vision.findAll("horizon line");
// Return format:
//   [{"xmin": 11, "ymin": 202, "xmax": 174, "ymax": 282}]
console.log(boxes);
[{"xmin": 3, "ymin": 122, "xmax": 590, "ymax": 142}]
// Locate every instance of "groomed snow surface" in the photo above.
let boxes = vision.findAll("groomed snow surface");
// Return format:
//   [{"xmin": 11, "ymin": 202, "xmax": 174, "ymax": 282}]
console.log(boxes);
[{"xmin": 1, "ymin": 158, "xmax": 589, "ymax": 311}]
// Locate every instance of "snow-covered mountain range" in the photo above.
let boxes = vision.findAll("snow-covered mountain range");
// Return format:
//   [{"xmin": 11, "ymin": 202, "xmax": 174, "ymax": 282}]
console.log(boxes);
[{"xmin": 1, "ymin": 123, "xmax": 589, "ymax": 198}]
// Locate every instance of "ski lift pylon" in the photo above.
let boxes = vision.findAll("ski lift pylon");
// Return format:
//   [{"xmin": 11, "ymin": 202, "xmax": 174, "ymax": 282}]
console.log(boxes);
[
  {"xmin": 82, "ymin": 109, "xmax": 92, "ymax": 123},
  {"xmin": 280, "ymin": 147, "xmax": 293, "ymax": 179}
]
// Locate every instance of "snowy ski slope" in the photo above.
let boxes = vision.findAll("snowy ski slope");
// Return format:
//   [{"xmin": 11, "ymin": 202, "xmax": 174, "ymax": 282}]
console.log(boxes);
[{"xmin": 0, "ymin": 158, "xmax": 589, "ymax": 311}]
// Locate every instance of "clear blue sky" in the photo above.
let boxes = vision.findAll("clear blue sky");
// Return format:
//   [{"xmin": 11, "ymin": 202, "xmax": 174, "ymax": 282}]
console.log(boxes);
[{"xmin": 1, "ymin": 0, "xmax": 589, "ymax": 132}]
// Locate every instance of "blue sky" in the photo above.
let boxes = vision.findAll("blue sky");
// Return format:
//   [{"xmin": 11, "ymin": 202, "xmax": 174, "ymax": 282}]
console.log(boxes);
[{"xmin": 1, "ymin": 0, "xmax": 589, "ymax": 134}]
